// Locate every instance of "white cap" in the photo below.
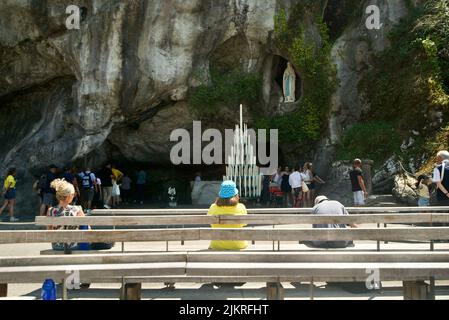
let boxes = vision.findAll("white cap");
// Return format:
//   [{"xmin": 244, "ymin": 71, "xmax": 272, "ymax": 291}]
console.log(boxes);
[{"xmin": 314, "ymin": 195, "xmax": 329, "ymax": 206}]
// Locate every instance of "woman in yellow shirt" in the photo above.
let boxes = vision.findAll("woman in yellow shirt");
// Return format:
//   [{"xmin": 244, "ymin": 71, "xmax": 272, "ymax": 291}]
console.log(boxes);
[
  {"xmin": 208, "ymin": 180, "xmax": 248, "ymax": 250},
  {"xmin": 0, "ymin": 168, "xmax": 19, "ymax": 222}
]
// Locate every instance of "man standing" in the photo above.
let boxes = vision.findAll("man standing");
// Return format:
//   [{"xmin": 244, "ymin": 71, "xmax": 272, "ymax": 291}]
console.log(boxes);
[
  {"xmin": 135, "ymin": 169, "xmax": 147, "ymax": 205},
  {"xmin": 349, "ymin": 159, "xmax": 368, "ymax": 206},
  {"xmin": 63, "ymin": 166, "xmax": 80, "ymax": 202},
  {"xmin": 78, "ymin": 168, "xmax": 97, "ymax": 214},
  {"xmin": 98, "ymin": 164, "xmax": 114, "ymax": 209},
  {"xmin": 432, "ymin": 150, "xmax": 449, "ymax": 206},
  {"xmin": 288, "ymin": 166, "xmax": 303, "ymax": 207},
  {"xmin": 39, "ymin": 164, "xmax": 58, "ymax": 216}
]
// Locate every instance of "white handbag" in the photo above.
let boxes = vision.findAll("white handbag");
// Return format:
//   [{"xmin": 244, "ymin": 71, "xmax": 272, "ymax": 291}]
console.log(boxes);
[{"xmin": 301, "ymin": 181, "xmax": 309, "ymax": 193}]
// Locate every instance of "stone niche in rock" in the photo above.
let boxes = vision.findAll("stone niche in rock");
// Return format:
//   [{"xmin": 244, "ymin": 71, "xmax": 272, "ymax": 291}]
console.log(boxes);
[{"xmin": 263, "ymin": 55, "xmax": 302, "ymax": 115}]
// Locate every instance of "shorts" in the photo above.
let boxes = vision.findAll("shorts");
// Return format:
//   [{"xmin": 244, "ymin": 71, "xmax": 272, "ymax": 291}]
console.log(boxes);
[
  {"xmin": 307, "ymin": 182, "xmax": 315, "ymax": 190},
  {"xmin": 418, "ymin": 197, "xmax": 430, "ymax": 207},
  {"xmin": 353, "ymin": 191, "xmax": 365, "ymax": 206},
  {"xmin": 82, "ymin": 188, "xmax": 95, "ymax": 202},
  {"xmin": 4, "ymin": 188, "xmax": 16, "ymax": 200},
  {"xmin": 293, "ymin": 187, "xmax": 302, "ymax": 198},
  {"xmin": 43, "ymin": 193, "xmax": 56, "ymax": 206}
]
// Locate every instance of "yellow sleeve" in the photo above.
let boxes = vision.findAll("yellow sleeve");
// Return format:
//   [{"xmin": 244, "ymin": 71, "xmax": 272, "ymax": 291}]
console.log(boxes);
[{"xmin": 5, "ymin": 176, "xmax": 14, "ymax": 189}]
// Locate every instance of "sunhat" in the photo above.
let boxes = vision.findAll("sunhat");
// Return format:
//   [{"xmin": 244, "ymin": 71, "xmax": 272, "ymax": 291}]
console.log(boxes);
[{"xmin": 219, "ymin": 180, "xmax": 239, "ymax": 199}]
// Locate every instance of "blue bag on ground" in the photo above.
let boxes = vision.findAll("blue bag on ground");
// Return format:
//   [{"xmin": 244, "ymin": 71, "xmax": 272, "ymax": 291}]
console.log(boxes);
[{"xmin": 41, "ymin": 279, "xmax": 57, "ymax": 300}]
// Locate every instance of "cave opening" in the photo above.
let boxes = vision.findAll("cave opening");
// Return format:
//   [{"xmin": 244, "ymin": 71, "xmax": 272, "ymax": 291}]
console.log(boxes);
[
  {"xmin": 80, "ymin": 7, "xmax": 88, "ymax": 22},
  {"xmin": 323, "ymin": 0, "xmax": 361, "ymax": 41},
  {"xmin": 273, "ymin": 56, "xmax": 302, "ymax": 102},
  {"xmin": 75, "ymin": 151, "xmax": 227, "ymax": 206}
]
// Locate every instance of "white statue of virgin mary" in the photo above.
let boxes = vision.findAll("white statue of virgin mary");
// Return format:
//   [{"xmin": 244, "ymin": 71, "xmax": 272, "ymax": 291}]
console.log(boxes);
[{"xmin": 283, "ymin": 62, "xmax": 296, "ymax": 103}]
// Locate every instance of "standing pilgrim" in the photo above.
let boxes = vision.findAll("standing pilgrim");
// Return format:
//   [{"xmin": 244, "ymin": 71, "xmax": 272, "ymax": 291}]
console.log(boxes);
[{"xmin": 432, "ymin": 150, "xmax": 449, "ymax": 206}]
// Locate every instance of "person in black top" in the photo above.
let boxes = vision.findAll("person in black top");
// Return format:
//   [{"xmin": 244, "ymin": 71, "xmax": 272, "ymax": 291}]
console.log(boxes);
[
  {"xmin": 432, "ymin": 150, "xmax": 449, "ymax": 206},
  {"xmin": 63, "ymin": 166, "xmax": 80, "ymax": 203},
  {"xmin": 349, "ymin": 159, "xmax": 368, "ymax": 206},
  {"xmin": 280, "ymin": 166, "xmax": 293, "ymax": 207},
  {"xmin": 39, "ymin": 164, "xmax": 58, "ymax": 216},
  {"xmin": 260, "ymin": 175, "xmax": 271, "ymax": 206},
  {"xmin": 98, "ymin": 164, "xmax": 114, "ymax": 209}
]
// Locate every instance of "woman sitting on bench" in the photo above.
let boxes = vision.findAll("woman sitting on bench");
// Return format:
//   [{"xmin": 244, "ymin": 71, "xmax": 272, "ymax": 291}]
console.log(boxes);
[
  {"xmin": 47, "ymin": 179, "xmax": 85, "ymax": 251},
  {"xmin": 207, "ymin": 180, "xmax": 248, "ymax": 250}
]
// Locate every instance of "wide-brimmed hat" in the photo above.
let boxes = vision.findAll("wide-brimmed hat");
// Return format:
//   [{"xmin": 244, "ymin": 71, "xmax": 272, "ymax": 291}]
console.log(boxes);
[{"xmin": 219, "ymin": 180, "xmax": 239, "ymax": 199}]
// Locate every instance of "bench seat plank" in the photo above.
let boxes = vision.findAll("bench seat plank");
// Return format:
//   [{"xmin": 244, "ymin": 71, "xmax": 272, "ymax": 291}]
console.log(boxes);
[
  {"xmin": 0, "ymin": 252, "xmax": 188, "ymax": 267},
  {"xmin": 2, "ymin": 251, "xmax": 449, "ymax": 267},
  {"xmin": 0, "ymin": 262, "xmax": 186, "ymax": 283},
  {"xmin": 186, "ymin": 262, "xmax": 449, "ymax": 280},
  {"xmin": 91, "ymin": 207, "xmax": 449, "ymax": 215},
  {"xmin": 2, "ymin": 227, "xmax": 449, "ymax": 244},
  {"xmin": 36, "ymin": 213, "xmax": 449, "ymax": 226}
]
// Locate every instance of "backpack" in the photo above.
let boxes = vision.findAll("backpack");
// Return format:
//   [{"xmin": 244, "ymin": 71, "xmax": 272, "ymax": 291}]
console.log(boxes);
[
  {"xmin": 38, "ymin": 174, "xmax": 48, "ymax": 190},
  {"xmin": 81, "ymin": 172, "xmax": 94, "ymax": 189}
]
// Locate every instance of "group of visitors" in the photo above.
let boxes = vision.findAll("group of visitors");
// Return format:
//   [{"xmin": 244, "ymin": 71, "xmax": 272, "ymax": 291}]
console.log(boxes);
[
  {"xmin": 416, "ymin": 150, "xmax": 449, "ymax": 207},
  {"xmin": 35, "ymin": 163, "xmax": 147, "ymax": 216},
  {"xmin": 268, "ymin": 163, "xmax": 325, "ymax": 208}
]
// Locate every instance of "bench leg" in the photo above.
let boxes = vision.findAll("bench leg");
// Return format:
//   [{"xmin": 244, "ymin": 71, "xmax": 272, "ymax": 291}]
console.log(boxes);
[
  {"xmin": 124, "ymin": 283, "xmax": 142, "ymax": 300},
  {"xmin": 403, "ymin": 281, "xmax": 431, "ymax": 300},
  {"xmin": 0, "ymin": 284, "xmax": 7, "ymax": 297},
  {"xmin": 266, "ymin": 282, "xmax": 284, "ymax": 300},
  {"xmin": 429, "ymin": 277, "xmax": 436, "ymax": 300},
  {"xmin": 62, "ymin": 280, "xmax": 68, "ymax": 300}
]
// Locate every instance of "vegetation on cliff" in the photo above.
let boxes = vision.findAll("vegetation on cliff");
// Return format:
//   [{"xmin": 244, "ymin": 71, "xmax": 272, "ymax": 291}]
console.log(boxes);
[{"xmin": 339, "ymin": 0, "xmax": 449, "ymax": 171}]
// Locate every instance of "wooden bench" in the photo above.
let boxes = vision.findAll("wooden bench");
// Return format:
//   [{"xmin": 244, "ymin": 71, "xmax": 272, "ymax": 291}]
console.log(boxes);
[
  {"xmin": 35, "ymin": 212, "xmax": 449, "ymax": 226},
  {"xmin": 90, "ymin": 206, "xmax": 449, "ymax": 215},
  {"xmin": 1, "ymin": 251, "xmax": 448, "ymax": 300},
  {"xmin": 35, "ymin": 212, "xmax": 449, "ymax": 253}
]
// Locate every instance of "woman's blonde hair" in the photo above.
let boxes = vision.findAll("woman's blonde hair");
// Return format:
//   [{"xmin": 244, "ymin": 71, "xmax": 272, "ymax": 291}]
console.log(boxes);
[{"xmin": 51, "ymin": 179, "xmax": 75, "ymax": 202}]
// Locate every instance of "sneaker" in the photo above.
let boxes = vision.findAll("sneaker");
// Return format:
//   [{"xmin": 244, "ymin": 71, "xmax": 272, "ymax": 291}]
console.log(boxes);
[
  {"xmin": 85, "ymin": 209, "xmax": 92, "ymax": 216},
  {"xmin": 10, "ymin": 217, "xmax": 19, "ymax": 222},
  {"xmin": 103, "ymin": 204, "xmax": 111, "ymax": 209}
]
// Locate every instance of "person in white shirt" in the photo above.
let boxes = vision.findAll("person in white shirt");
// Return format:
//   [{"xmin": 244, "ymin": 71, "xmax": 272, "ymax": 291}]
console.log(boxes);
[
  {"xmin": 272, "ymin": 167, "xmax": 283, "ymax": 186},
  {"xmin": 289, "ymin": 166, "xmax": 303, "ymax": 207},
  {"xmin": 433, "ymin": 150, "xmax": 449, "ymax": 206}
]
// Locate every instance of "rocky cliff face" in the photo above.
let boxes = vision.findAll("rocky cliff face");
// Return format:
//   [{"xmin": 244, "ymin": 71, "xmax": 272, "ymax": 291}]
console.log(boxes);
[
  {"xmin": 313, "ymin": 0, "xmax": 414, "ymax": 177},
  {"xmin": 0, "ymin": 0, "xmax": 298, "ymax": 212},
  {"xmin": 0, "ymin": 0, "xmax": 423, "ymax": 212}
]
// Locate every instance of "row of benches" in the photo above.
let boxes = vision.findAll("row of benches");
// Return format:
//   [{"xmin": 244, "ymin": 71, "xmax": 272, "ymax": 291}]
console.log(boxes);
[
  {"xmin": 1, "ymin": 250, "xmax": 448, "ymax": 299},
  {"xmin": 1, "ymin": 208, "xmax": 449, "ymax": 300}
]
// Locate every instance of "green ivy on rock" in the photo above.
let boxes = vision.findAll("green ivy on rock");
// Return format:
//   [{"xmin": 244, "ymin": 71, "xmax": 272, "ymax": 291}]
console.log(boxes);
[{"xmin": 255, "ymin": 6, "xmax": 337, "ymax": 150}]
